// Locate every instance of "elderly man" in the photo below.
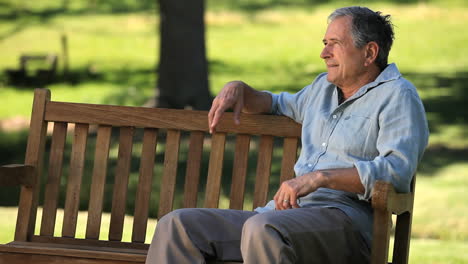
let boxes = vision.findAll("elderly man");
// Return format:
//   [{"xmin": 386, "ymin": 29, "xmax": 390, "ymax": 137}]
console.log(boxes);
[{"xmin": 146, "ymin": 6, "xmax": 429, "ymax": 264}]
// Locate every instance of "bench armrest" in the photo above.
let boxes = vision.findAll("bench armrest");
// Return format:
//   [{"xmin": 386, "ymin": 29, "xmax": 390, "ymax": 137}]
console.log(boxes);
[
  {"xmin": 371, "ymin": 180, "xmax": 414, "ymax": 215},
  {"xmin": 0, "ymin": 164, "xmax": 36, "ymax": 188}
]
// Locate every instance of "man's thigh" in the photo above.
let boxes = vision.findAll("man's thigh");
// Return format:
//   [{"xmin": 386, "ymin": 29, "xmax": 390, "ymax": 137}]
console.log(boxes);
[
  {"xmin": 166, "ymin": 208, "xmax": 257, "ymax": 261},
  {"xmin": 244, "ymin": 207, "xmax": 369, "ymax": 264}
]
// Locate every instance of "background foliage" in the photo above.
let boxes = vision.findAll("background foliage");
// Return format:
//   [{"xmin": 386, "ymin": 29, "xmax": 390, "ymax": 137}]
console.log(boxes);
[{"xmin": 0, "ymin": 0, "xmax": 467, "ymax": 263}]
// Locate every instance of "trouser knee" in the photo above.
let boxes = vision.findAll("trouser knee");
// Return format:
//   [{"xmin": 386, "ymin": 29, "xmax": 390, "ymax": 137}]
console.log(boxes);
[
  {"xmin": 241, "ymin": 212, "xmax": 289, "ymax": 246},
  {"xmin": 156, "ymin": 208, "xmax": 194, "ymax": 231}
]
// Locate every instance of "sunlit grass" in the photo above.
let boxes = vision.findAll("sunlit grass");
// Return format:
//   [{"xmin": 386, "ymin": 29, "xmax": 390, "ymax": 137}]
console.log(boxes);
[
  {"xmin": 1, "ymin": 4, "xmax": 467, "ymax": 106},
  {"xmin": 413, "ymin": 163, "xmax": 468, "ymax": 240},
  {"xmin": 0, "ymin": 2, "xmax": 467, "ymax": 263}
]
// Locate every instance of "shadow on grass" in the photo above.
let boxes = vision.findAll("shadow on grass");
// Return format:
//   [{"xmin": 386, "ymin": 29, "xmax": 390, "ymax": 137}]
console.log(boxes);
[
  {"xmin": 418, "ymin": 145, "xmax": 468, "ymax": 176},
  {"xmin": 1, "ymin": 65, "xmax": 467, "ymax": 211},
  {"xmin": 0, "ymin": 0, "xmax": 433, "ymax": 41},
  {"xmin": 0, "ymin": 1, "xmax": 156, "ymax": 21}
]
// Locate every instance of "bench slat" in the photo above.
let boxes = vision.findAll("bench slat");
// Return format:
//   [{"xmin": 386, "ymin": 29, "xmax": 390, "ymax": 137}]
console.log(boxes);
[
  {"xmin": 63, "ymin": 123, "xmax": 89, "ymax": 238},
  {"xmin": 41, "ymin": 122, "xmax": 68, "ymax": 236},
  {"xmin": 0, "ymin": 241, "xmax": 146, "ymax": 263},
  {"xmin": 279, "ymin": 137, "xmax": 298, "ymax": 183},
  {"xmin": 45, "ymin": 101, "xmax": 301, "ymax": 137},
  {"xmin": 132, "ymin": 128, "xmax": 158, "ymax": 243},
  {"xmin": 253, "ymin": 135, "xmax": 274, "ymax": 209},
  {"xmin": 183, "ymin": 131, "xmax": 205, "ymax": 208},
  {"xmin": 86, "ymin": 125, "xmax": 112, "ymax": 240},
  {"xmin": 157, "ymin": 129, "xmax": 181, "ymax": 219},
  {"xmin": 15, "ymin": 89, "xmax": 50, "ymax": 241},
  {"xmin": 204, "ymin": 133, "xmax": 226, "ymax": 208},
  {"xmin": 229, "ymin": 134, "xmax": 250, "ymax": 210},
  {"xmin": 30, "ymin": 235, "xmax": 148, "ymax": 250},
  {"xmin": 109, "ymin": 127, "xmax": 134, "ymax": 241}
]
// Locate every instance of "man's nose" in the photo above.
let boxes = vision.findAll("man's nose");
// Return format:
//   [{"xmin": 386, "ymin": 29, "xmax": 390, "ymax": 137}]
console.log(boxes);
[{"xmin": 320, "ymin": 46, "xmax": 331, "ymax": 59}]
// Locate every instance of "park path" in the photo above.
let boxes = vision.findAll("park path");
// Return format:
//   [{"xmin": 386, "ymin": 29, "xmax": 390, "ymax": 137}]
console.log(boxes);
[{"xmin": 0, "ymin": 116, "xmax": 29, "ymax": 132}]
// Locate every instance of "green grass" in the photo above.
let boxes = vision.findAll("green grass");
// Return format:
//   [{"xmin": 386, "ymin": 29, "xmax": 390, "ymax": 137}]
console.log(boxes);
[
  {"xmin": 1, "ymin": 2, "xmax": 467, "ymax": 146},
  {"xmin": 413, "ymin": 163, "xmax": 468, "ymax": 241},
  {"xmin": 1, "ymin": 1, "xmax": 467, "ymax": 263}
]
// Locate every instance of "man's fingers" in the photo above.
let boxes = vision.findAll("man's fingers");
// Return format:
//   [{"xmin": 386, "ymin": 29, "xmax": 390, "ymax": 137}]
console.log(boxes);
[
  {"xmin": 208, "ymin": 103, "xmax": 217, "ymax": 133},
  {"xmin": 290, "ymin": 193, "xmax": 299, "ymax": 208},
  {"xmin": 210, "ymin": 104, "xmax": 230, "ymax": 134},
  {"xmin": 233, "ymin": 101, "xmax": 243, "ymax": 125},
  {"xmin": 208, "ymin": 102, "xmax": 222, "ymax": 134}
]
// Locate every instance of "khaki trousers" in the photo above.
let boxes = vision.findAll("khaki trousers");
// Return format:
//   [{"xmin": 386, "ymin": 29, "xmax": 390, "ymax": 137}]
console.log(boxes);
[{"xmin": 146, "ymin": 207, "xmax": 369, "ymax": 264}]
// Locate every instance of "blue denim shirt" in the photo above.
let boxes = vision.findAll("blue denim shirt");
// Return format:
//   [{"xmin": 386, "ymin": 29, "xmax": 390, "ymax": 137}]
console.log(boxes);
[{"xmin": 255, "ymin": 63, "xmax": 429, "ymax": 247}]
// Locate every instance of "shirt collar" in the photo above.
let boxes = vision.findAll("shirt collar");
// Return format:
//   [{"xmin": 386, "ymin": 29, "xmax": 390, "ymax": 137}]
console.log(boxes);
[
  {"xmin": 347, "ymin": 63, "xmax": 401, "ymax": 101},
  {"xmin": 374, "ymin": 63, "xmax": 401, "ymax": 83}
]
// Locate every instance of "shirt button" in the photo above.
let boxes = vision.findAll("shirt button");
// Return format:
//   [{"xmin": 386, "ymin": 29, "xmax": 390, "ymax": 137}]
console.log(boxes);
[
  {"xmin": 307, "ymin": 164, "xmax": 313, "ymax": 168},
  {"xmin": 322, "ymin": 142, "xmax": 327, "ymax": 147},
  {"xmin": 332, "ymin": 115, "xmax": 337, "ymax": 119}
]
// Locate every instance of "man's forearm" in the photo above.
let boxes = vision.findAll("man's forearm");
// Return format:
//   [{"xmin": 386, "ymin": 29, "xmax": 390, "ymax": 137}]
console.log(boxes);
[
  {"xmin": 241, "ymin": 84, "xmax": 272, "ymax": 114},
  {"xmin": 312, "ymin": 167, "xmax": 365, "ymax": 194}
]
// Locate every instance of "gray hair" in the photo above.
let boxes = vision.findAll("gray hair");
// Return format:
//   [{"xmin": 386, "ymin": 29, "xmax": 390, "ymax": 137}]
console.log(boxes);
[{"xmin": 328, "ymin": 6, "xmax": 395, "ymax": 70}]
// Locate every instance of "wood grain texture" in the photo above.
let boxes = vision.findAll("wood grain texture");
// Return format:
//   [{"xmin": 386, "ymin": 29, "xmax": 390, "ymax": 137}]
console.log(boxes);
[
  {"xmin": 86, "ymin": 125, "xmax": 112, "ymax": 240},
  {"xmin": 0, "ymin": 164, "xmax": 35, "ymax": 187},
  {"xmin": 5, "ymin": 89, "xmax": 415, "ymax": 264},
  {"xmin": 0, "ymin": 252, "xmax": 144, "ymax": 264},
  {"xmin": 41, "ymin": 122, "xmax": 68, "ymax": 236},
  {"xmin": 371, "ymin": 209, "xmax": 392, "ymax": 264},
  {"xmin": 0, "ymin": 242, "xmax": 146, "ymax": 263},
  {"xmin": 45, "ymin": 102, "xmax": 301, "ymax": 137},
  {"xmin": 109, "ymin": 127, "xmax": 134, "ymax": 242},
  {"xmin": 392, "ymin": 178, "xmax": 415, "ymax": 264},
  {"xmin": 183, "ymin": 131, "xmax": 204, "ymax": 208},
  {"xmin": 371, "ymin": 180, "xmax": 415, "ymax": 264},
  {"xmin": 132, "ymin": 128, "xmax": 158, "ymax": 243},
  {"xmin": 252, "ymin": 135, "xmax": 273, "ymax": 209},
  {"xmin": 15, "ymin": 88, "xmax": 50, "ymax": 242},
  {"xmin": 371, "ymin": 181, "xmax": 413, "ymax": 215},
  {"xmin": 279, "ymin": 137, "xmax": 298, "ymax": 183},
  {"xmin": 204, "ymin": 133, "xmax": 226, "ymax": 208},
  {"xmin": 392, "ymin": 212, "xmax": 412, "ymax": 264},
  {"xmin": 229, "ymin": 134, "xmax": 250, "ymax": 210},
  {"xmin": 157, "ymin": 129, "xmax": 181, "ymax": 219},
  {"xmin": 30, "ymin": 236, "xmax": 148, "ymax": 250},
  {"xmin": 62, "ymin": 123, "xmax": 89, "ymax": 238}
]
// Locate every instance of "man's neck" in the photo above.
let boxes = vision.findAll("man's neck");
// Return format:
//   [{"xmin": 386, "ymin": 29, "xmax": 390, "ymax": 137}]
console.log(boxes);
[{"xmin": 340, "ymin": 65, "xmax": 381, "ymax": 101}]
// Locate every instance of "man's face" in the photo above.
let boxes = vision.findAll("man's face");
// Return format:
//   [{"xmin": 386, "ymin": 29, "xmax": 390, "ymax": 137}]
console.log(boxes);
[{"xmin": 320, "ymin": 16, "xmax": 368, "ymax": 88}]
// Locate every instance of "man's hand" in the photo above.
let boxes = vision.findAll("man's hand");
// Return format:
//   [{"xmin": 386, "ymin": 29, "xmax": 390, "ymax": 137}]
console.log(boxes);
[
  {"xmin": 208, "ymin": 81, "xmax": 246, "ymax": 134},
  {"xmin": 273, "ymin": 171, "xmax": 327, "ymax": 210},
  {"xmin": 273, "ymin": 168, "xmax": 365, "ymax": 210}
]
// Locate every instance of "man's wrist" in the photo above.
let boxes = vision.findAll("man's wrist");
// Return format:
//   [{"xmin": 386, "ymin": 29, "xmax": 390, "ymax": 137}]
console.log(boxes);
[{"xmin": 308, "ymin": 171, "xmax": 329, "ymax": 190}]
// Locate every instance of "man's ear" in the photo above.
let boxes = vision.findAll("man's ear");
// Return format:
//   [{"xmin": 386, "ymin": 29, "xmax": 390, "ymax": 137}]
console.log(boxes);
[{"xmin": 364, "ymin": 41, "xmax": 379, "ymax": 66}]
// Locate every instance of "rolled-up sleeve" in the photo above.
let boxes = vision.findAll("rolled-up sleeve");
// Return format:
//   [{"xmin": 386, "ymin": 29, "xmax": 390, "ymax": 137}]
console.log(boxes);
[
  {"xmin": 264, "ymin": 86, "xmax": 310, "ymax": 123},
  {"xmin": 264, "ymin": 73, "xmax": 328, "ymax": 123},
  {"xmin": 354, "ymin": 87, "xmax": 429, "ymax": 201}
]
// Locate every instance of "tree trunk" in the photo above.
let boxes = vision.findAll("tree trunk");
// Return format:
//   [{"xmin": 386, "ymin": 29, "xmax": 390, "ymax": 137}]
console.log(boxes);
[{"xmin": 156, "ymin": 0, "xmax": 212, "ymax": 110}]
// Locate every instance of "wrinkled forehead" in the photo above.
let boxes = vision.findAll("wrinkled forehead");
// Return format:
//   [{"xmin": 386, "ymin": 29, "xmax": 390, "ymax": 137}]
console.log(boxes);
[{"xmin": 323, "ymin": 16, "xmax": 353, "ymax": 41}]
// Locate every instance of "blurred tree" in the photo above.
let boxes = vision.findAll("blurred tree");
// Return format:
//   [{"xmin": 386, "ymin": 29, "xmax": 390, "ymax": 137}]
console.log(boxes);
[{"xmin": 156, "ymin": 0, "xmax": 212, "ymax": 110}]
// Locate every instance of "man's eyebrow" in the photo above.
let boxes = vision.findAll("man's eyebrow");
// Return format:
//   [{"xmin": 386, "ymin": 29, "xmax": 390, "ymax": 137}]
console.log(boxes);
[{"xmin": 323, "ymin": 38, "xmax": 340, "ymax": 44}]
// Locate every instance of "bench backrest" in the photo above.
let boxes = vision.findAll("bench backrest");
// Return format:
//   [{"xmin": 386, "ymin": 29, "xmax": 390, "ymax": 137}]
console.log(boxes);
[{"xmin": 15, "ymin": 89, "xmax": 301, "ymax": 249}]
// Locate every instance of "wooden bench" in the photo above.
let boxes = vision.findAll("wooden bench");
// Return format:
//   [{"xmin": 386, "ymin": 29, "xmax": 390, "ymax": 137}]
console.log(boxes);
[
  {"xmin": 0, "ymin": 88, "xmax": 415, "ymax": 264},
  {"xmin": 5, "ymin": 54, "xmax": 58, "ymax": 86}
]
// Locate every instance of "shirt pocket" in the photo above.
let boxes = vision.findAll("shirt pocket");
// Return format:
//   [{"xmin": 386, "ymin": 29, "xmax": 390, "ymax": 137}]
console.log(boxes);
[{"xmin": 331, "ymin": 114, "xmax": 372, "ymax": 157}]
